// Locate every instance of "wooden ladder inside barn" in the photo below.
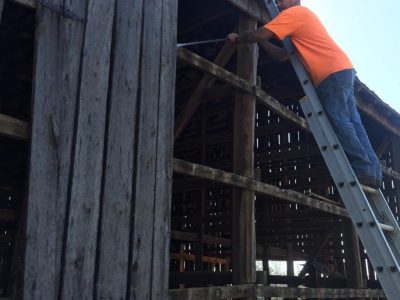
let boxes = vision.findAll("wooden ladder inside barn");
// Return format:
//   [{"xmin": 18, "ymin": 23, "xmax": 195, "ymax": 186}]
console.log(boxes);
[{"xmin": 263, "ymin": 1, "xmax": 400, "ymax": 299}]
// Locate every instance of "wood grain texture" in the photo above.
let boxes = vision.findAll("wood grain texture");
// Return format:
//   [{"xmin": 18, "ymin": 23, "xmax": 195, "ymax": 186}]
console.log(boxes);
[
  {"xmin": 170, "ymin": 284, "xmax": 256, "ymax": 300},
  {"xmin": 128, "ymin": 0, "xmax": 162, "ymax": 298},
  {"xmin": 60, "ymin": 0, "xmax": 115, "ymax": 298},
  {"xmin": 256, "ymin": 286, "xmax": 385, "ymax": 298},
  {"xmin": 232, "ymin": 15, "xmax": 257, "ymax": 290},
  {"xmin": 150, "ymin": 0, "xmax": 177, "ymax": 298},
  {"xmin": 170, "ymin": 285, "xmax": 385, "ymax": 299},
  {"xmin": 24, "ymin": 0, "xmax": 87, "ymax": 298},
  {"xmin": 95, "ymin": 0, "xmax": 143, "ymax": 298},
  {"xmin": 128, "ymin": 0, "xmax": 167, "ymax": 297},
  {"xmin": 25, "ymin": 0, "xmax": 176, "ymax": 298}
]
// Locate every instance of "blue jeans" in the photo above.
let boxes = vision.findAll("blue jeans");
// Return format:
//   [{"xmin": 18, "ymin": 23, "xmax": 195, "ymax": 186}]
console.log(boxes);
[{"xmin": 316, "ymin": 69, "xmax": 382, "ymax": 181}]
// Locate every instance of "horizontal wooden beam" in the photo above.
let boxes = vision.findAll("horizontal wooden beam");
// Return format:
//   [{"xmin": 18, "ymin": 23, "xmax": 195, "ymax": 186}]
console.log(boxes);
[
  {"xmin": 382, "ymin": 165, "xmax": 400, "ymax": 182},
  {"xmin": 257, "ymin": 286, "xmax": 385, "ymax": 298},
  {"xmin": 176, "ymin": 49, "xmax": 400, "ymax": 183},
  {"xmin": 170, "ymin": 272, "xmax": 233, "ymax": 286},
  {"xmin": 169, "ymin": 284, "xmax": 385, "ymax": 299},
  {"xmin": 170, "ymin": 284, "xmax": 254, "ymax": 300},
  {"xmin": 177, "ymin": 48, "xmax": 309, "ymax": 131},
  {"xmin": 12, "ymin": 0, "xmax": 272, "ymax": 24},
  {"xmin": 0, "ymin": 113, "xmax": 29, "ymax": 140},
  {"xmin": 10, "ymin": 0, "xmax": 35, "ymax": 9},
  {"xmin": 173, "ymin": 158, "xmax": 348, "ymax": 217},
  {"xmin": 225, "ymin": 0, "xmax": 270, "ymax": 23}
]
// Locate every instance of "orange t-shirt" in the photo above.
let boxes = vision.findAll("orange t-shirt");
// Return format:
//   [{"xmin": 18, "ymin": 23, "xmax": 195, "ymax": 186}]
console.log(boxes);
[{"xmin": 264, "ymin": 6, "xmax": 353, "ymax": 86}]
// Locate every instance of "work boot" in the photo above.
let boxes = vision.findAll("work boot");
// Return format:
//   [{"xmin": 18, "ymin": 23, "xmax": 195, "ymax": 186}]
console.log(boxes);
[{"xmin": 356, "ymin": 173, "xmax": 379, "ymax": 189}]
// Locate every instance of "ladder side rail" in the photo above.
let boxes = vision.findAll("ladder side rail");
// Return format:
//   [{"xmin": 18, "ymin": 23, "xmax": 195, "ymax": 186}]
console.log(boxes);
[
  {"xmin": 301, "ymin": 98, "xmax": 400, "ymax": 266},
  {"xmin": 301, "ymin": 98, "xmax": 400, "ymax": 300},
  {"xmin": 368, "ymin": 191, "xmax": 400, "ymax": 259}
]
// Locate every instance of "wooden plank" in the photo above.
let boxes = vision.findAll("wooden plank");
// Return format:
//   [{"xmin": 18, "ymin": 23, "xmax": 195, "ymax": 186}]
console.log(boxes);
[
  {"xmin": 128, "ymin": 0, "xmax": 162, "ymax": 294},
  {"xmin": 176, "ymin": 48, "xmax": 310, "ymax": 132},
  {"xmin": 150, "ymin": 0, "xmax": 177, "ymax": 297},
  {"xmin": 0, "ymin": 114, "xmax": 29, "ymax": 141},
  {"xmin": 60, "ymin": 1, "xmax": 115, "ymax": 298},
  {"xmin": 173, "ymin": 158, "xmax": 348, "ymax": 217},
  {"xmin": 0, "ymin": 0, "xmax": 3, "ymax": 23},
  {"xmin": 24, "ymin": 0, "xmax": 87, "ymax": 298},
  {"xmin": 170, "ymin": 285, "xmax": 385, "ymax": 299},
  {"xmin": 381, "ymin": 165, "xmax": 400, "ymax": 182},
  {"xmin": 170, "ymin": 284, "xmax": 255, "ymax": 300},
  {"xmin": 174, "ymin": 41, "xmax": 236, "ymax": 139},
  {"xmin": 170, "ymin": 272, "xmax": 233, "ymax": 286},
  {"xmin": 232, "ymin": 15, "xmax": 257, "ymax": 291},
  {"xmin": 256, "ymin": 286, "xmax": 385, "ymax": 298},
  {"xmin": 94, "ymin": 0, "xmax": 143, "ymax": 298},
  {"xmin": 127, "ymin": 0, "xmax": 177, "ymax": 298},
  {"xmin": 10, "ymin": 0, "xmax": 35, "ymax": 9},
  {"xmin": 225, "ymin": 0, "xmax": 270, "ymax": 23},
  {"xmin": 127, "ymin": 0, "xmax": 163, "ymax": 297}
]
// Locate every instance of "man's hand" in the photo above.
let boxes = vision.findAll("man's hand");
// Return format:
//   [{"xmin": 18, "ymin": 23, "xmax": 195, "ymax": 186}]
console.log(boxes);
[
  {"xmin": 227, "ymin": 28, "xmax": 274, "ymax": 45},
  {"xmin": 227, "ymin": 33, "xmax": 239, "ymax": 44}
]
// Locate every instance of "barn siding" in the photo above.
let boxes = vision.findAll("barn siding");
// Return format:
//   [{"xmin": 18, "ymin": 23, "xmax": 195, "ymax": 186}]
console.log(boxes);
[{"xmin": 24, "ymin": 0, "xmax": 177, "ymax": 298}]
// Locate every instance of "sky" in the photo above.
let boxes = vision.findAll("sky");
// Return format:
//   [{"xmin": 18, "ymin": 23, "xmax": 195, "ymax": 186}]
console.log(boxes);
[{"xmin": 301, "ymin": 0, "xmax": 400, "ymax": 113}]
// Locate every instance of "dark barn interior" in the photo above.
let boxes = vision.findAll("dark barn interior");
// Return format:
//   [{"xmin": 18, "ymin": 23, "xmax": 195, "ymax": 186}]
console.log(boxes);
[
  {"xmin": 169, "ymin": 0, "xmax": 400, "ymax": 297},
  {"xmin": 0, "ymin": 0, "xmax": 399, "ymax": 299},
  {"xmin": 0, "ymin": 1, "xmax": 33, "ymax": 296}
]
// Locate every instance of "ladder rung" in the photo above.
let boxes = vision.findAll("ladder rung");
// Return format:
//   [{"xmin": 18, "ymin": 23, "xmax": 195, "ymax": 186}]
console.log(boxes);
[
  {"xmin": 361, "ymin": 184, "xmax": 378, "ymax": 194},
  {"xmin": 379, "ymin": 223, "xmax": 395, "ymax": 232}
]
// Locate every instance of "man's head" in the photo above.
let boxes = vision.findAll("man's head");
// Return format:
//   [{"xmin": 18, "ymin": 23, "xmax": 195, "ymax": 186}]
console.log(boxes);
[{"xmin": 275, "ymin": 0, "xmax": 301, "ymax": 11}]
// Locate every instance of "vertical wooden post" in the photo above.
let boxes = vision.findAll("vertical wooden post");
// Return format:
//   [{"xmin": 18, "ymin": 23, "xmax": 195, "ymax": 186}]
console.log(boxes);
[
  {"xmin": 342, "ymin": 219, "xmax": 365, "ymax": 291},
  {"xmin": 0, "ymin": 0, "xmax": 4, "ymax": 24},
  {"xmin": 286, "ymin": 244, "xmax": 297, "ymax": 300},
  {"xmin": 287, "ymin": 244, "xmax": 294, "ymax": 277},
  {"xmin": 232, "ymin": 14, "xmax": 258, "ymax": 294},
  {"xmin": 195, "ymin": 189, "xmax": 206, "ymax": 271},
  {"xmin": 195, "ymin": 118, "xmax": 207, "ymax": 271}
]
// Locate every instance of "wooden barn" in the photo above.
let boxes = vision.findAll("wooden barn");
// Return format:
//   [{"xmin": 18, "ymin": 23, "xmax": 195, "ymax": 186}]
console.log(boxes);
[{"xmin": 0, "ymin": 0, "xmax": 399, "ymax": 299}]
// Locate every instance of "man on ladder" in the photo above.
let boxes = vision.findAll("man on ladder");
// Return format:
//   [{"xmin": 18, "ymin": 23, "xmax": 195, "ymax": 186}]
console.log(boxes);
[{"xmin": 227, "ymin": 0, "xmax": 382, "ymax": 188}]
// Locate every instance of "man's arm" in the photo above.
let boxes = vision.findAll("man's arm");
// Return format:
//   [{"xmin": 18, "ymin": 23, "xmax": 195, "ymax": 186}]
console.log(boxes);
[
  {"xmin": 227, "ymin": 27, "xmax": 288, "ymax": 62},
  {"xmin": 227, "ymin": 27, "xmax": 274, "ymax": 44},
  {"xmin": 259, "ymin": 41, "xmax": 288, "ymax": 62}
]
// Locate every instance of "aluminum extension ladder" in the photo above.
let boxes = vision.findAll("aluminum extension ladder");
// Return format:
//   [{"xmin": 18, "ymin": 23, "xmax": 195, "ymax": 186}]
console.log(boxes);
[{"xmin": 263, "ymin": 1, "xmax": 400, "ymax": 299}]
